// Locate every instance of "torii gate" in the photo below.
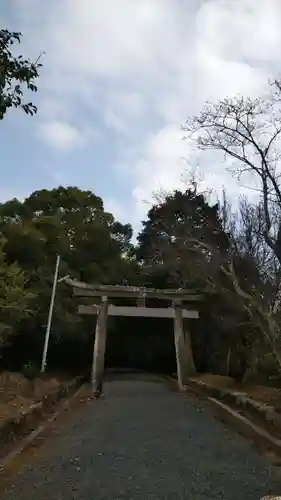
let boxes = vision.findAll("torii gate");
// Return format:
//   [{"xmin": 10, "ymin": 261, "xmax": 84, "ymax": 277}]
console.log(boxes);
[{"xmin": 66, "ymin": 279, "xmax": 203, "ymax": 396}]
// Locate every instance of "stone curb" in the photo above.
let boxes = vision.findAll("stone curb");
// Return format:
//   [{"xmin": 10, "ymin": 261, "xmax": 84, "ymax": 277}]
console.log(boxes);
[
  {"xmin": 187, "ymin": 379, "xmax": 281, "ymax": 438},
  {"xmin": 0, "ymin": 375, "xmax": 84, "ymax": 452},
  {"xmin": 150, "ymin": 376, "xmax": 281, "ymax": 456}
]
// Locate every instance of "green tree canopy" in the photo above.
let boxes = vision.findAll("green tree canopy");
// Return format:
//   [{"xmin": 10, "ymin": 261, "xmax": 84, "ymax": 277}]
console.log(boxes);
[
  {"xmin": 0, "ymin": 239, "xmax": 36, "ymax": 352},
  {"xmin": 0, "ymin": 29, "xmax": 42, "ymax": 119}
]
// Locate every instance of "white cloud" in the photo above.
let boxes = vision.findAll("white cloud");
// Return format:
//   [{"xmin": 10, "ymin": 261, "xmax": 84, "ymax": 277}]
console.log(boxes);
[
  {"xmin": 197, "ymin": 0, "xmax": 281, "ymax": 66},
  {"xmin": 38, "ymin": 121, "xmax": 85, "ymax": 152},
  {"xmin": 131, "ymin": 126, "xmax": 190, "ymax": 218},
  {"xmin": 102, "ymin": 91, "xmax": 146, "ymax": 136},
  {"xmin": 48, "ymin": 0, "xmax": 187, "ymax": 78},
  {"xmin": 7, "ymin": 0, "xmax": 281, "ymax": 228},
  {"xmin": 194, "ymin": 0, "xmax": 281, "ymax": 104},
  {"xmin": 128, "ymin": 0, "xmax": 281, "ymax": 220},
  {"xmin": 103, "ymin": 197, "xmax": 129, "ymax": 224}
]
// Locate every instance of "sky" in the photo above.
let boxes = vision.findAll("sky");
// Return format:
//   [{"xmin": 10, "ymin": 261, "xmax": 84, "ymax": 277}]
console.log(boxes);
[{"xmin": 1, "ymin": 0, "xmax": 281, "ymax": 235}]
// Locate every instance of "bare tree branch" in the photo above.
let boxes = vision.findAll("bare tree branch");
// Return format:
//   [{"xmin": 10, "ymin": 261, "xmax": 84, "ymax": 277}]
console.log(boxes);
[{"xmin": 183, "ymin": 81, "xmax": 281, "ymax": 266}]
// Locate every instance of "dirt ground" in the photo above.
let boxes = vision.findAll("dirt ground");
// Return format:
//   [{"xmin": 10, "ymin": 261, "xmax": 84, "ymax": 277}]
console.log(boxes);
[
  {"xmin": 190, "ymin": 373, "xmax": 281, "ymax": 407},
  {"xmin": 0, "ymin": 372, "xmax": 66, "ymax": 423}
]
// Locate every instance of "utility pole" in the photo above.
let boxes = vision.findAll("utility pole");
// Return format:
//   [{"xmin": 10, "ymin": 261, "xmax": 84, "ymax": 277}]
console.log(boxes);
[{"xmin": 40, "ymin": 255, "xmax": 70, "ymax": 373}]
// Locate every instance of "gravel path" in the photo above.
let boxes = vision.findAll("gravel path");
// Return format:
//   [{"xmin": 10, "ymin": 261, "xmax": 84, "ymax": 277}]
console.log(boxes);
[{"xmin": 1, "ymin": 379, "xmax": 281, "ymax": 500}]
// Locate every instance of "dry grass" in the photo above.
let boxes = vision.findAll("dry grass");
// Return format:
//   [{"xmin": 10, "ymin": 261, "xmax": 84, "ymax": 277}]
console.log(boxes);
[
  {"xmin": 238, "ymin": 384, "xmax": 281, "ymax": 406},
  {"xmin": 0, "ymin": 371, "xmax": 62, "ymax": 423},
  {"xmin": 190, "ymin": 374, "xmax": 237, "ymax": 389},
  {"xmin": 190, "ymin": 373, "xmax": 281, "ymax": 406}
]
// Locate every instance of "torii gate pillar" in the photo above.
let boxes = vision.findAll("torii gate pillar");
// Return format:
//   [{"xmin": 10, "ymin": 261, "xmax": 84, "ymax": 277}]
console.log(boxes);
[
  {"xmin": 173, "ymin": 302, "xmax": 196, "ymax": 390},
  {"xmin": 91, "ymin": 296, "xmax": 108, "ymax": 396}
]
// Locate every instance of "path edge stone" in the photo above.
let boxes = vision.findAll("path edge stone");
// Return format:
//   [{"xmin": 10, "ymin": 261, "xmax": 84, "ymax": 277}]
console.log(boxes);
[{"xmin": 184, "ymin": 378, "xmax": 281, "ymax": 456}]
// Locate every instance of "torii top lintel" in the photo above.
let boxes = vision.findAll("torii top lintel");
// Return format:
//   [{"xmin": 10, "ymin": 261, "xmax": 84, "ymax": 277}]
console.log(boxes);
[{"xmin": 65, "ymin": 278, "xmax": 203, "ymax": 302}]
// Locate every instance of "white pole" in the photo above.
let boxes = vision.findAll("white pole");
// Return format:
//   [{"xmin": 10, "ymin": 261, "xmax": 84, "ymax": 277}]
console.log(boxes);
[{"xmin": 41, "ymin": 254, "xmax": 60, "ymax": 373}]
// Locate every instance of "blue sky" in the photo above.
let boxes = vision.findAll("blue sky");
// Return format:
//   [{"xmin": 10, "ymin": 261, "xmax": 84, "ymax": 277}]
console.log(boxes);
[{"xmin": 1, "ymin": 0, "xmax": 281, "ymax": 234}]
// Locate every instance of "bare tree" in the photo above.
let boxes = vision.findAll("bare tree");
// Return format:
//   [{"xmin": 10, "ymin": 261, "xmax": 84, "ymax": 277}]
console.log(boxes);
[
  {"xmin": 230, "ymin": 198, "xmax": 276, "ymax": 278},
  {"xmin": 181, "ymin": 80, "xmax": 281, "ymax": 367},
  {"xmin": 183, "ymin": 81, "xmax": 281, "ymax": 264}
]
